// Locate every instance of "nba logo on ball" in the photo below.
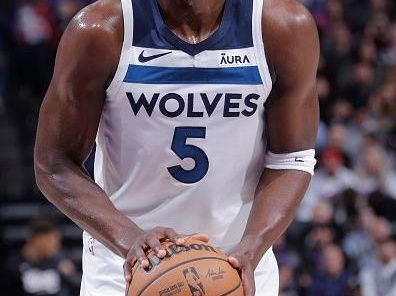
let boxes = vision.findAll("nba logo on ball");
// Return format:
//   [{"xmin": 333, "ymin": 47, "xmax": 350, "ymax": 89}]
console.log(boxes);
[{"xmin": 182, "ymin": 267, "xmax": 205, "ymax": 296}]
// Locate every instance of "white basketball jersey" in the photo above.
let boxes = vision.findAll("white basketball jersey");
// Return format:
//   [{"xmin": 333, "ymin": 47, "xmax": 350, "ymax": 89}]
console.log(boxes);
[
  {"xmin": 94, "ymin": 0, "xmax": 272, "ymax": 250},
  {"xmin": 81, "ymin": 1, "xmax": 280, "ymax": 295}
]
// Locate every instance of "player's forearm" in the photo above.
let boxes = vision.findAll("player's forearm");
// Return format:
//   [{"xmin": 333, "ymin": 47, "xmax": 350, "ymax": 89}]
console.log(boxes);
[
  {"xmin": 241, "ymin": 169, "xmax": 310, "ymax": 267},
  {"xmin": 35, "ymin": 157, "xmax": 141, "ymax": 258}
]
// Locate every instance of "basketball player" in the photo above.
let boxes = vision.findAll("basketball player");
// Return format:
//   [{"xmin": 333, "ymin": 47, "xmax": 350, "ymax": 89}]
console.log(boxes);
[{"xmin": 34, "ymin": 0, "xmax": 319, "ymax": 295}]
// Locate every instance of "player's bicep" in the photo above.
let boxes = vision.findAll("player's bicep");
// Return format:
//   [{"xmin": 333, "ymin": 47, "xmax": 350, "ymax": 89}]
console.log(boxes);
[
  {"xmin": 264, "ymin": 2, "xmax": 319, "ymax": 153},
  {"xmin": 266, "ymin": 82, "xmax": 319, "ymax": 153},
  {"xmin": 35, "ymin": 11, "xmax": 118, "ymax": 167}
]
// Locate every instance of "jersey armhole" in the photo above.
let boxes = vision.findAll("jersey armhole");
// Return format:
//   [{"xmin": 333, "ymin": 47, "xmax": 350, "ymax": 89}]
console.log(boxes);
[
  {"xmin": 106, "ymin": 0, "xmax": 134, "ymax": 97},
  {"xmin": 252, "ymin": 0, "xmax": 272, "ymax": 100}
]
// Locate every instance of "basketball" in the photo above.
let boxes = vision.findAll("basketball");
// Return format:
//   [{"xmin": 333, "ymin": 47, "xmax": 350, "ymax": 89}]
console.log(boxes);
[{"xmin": 127, "ymin": 237, "xmax": 244, "ymax": 296}]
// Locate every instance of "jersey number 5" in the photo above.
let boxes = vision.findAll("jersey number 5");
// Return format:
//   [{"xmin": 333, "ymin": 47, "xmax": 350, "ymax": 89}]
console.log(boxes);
[{"xmin": 168, "ymin": 127, "xmax": 209, "ymax": 184}]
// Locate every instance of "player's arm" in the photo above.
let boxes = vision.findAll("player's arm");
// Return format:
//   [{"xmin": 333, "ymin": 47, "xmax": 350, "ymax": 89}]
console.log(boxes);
[
  {"xmin": 34, "ymin": 2, "xmax": 205, "ymax": 283},
  {"xmin": 228, "ymin": 1, "xmax": 319, "ymax": 295},
  {"xmin": 34, "ymin": 2, "xmax": 141, "ymax": 258}
]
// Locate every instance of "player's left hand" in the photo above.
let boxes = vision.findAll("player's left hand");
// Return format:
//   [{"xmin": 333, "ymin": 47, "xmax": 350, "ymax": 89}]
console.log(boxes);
[{"xmin": 227, "ymin": 236, "xmax": 258, "ymax": 296}]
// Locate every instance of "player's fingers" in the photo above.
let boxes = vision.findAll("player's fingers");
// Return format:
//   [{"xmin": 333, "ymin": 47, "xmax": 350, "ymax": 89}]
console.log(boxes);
[
  {"xmin": 123, "ymin": 257, "xmax": 135, "ymax": 283},
  {"xmin": 145, "ymin": 234, "xmax": 166, "ymax": 258},
  {"xmin": 241, "ymin": 265, "xmax": 256, "ymax": 296},
  {"xmin": 134, "ymin": 246, "xmax": 150, "ymax": 269},
  {"xmin": 227, "ymin": 255, "xmax": 241, "ymax": 269},
  {"xmin": 189, "ymin": 233, "xmax": 209, "ymax": 243},
  {"xmin": 163, "ymin": 227, "xmax": 185, "ymax": 245},
  {"xmin": 125, "ymin": 280, "xmax": 131, "ymax": 296}
]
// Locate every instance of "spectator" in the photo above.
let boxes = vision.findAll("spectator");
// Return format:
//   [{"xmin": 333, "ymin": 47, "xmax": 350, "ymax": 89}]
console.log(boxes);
[
  {"xmin": 360, "ymin": 238, "xmax": 396, "ymax": 296},
  {"xmin": 274, "ymin": 235, "xmax": 300, "ymax": 296},
  {"xmin": 343, "ymin": 208, "xmax": 383, "ymax": 270},
  {"xmin": 5, "ymin": 219, "xmax": 79, "ymax": 296},
  {"xmin": 368, "ymin": 191, "xmax": 396, "ymax": 222},
  {"xmin": 12, "ymin": 0, "xmax": 58, "ymax": 96},
  {"xmin": 279, "ymin": 259, "xmax": 298, "ymax": 296},
  {"xmin": 382, "ymin": 23, "xmax": 396, "ymax": 65},
  {"xmin": 303, "ymin": 222, "xmax": 336, "ymax": 273},
  {"xmin": 309, "ymin": 245, "xmax": 350, "ymax": 296},
  {"xmin": 298, "ymin": 148, "xmax": 360, "ymax": 221},
  {"xmin": 355, "ymin": 145, "xmax": 396, "ymax": 198}
]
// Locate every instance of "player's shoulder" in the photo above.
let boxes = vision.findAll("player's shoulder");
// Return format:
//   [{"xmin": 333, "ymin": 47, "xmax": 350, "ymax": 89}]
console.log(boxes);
[
  {"xmin": 262, "ymin": 0, "xmax": 316, "ymax": 33},
  {"xmin": 65, "ymin": 0, "xmax": 122, "ymax": 44},
  {"xmin": 262, "ymin": 0, "xmax": 319, "ymax": 78},
  {"xmin": 54, "ymin": 0, "xmax": 123, "ymax": 83}
]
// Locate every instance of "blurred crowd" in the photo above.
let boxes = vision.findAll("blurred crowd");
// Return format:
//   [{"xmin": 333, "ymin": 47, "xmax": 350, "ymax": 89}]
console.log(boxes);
[
  {"xmin": 0, "ymin": 0, "xmax": 395, "ymax": 296},
  {"xmin": 0, "ymin": 0, "xmax": 92, "ymax": 197},
  {"xmin": 276, "ymin": 0, "xmax": 396, "ymax": 295}
]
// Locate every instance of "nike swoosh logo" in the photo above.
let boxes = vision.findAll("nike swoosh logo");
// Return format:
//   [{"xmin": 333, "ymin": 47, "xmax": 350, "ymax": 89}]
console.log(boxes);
[{"xmin": 138, "ymin": 50, "xmax": 172, "ymax": 63}]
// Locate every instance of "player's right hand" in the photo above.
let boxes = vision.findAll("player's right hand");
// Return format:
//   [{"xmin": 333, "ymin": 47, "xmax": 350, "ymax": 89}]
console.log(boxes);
[{"xmin": 123, "ymin": 227, "xmax": 208, "ymax": 288}]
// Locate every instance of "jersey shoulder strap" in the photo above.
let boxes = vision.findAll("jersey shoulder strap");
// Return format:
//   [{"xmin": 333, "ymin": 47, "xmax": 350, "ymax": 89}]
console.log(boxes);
[{"xmin": 107, "ymin": 0, "xmax": 134, "ymax": 96}]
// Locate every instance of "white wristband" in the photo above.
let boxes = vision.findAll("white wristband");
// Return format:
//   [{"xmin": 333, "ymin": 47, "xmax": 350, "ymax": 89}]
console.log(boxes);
[{"xmin": 264, "ymin": 149, "xmax": 317, "ymax": 176}]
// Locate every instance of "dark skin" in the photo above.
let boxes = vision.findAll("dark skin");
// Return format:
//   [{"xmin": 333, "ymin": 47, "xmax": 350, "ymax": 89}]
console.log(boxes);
[
  {"xmin": 157, "ymin": 0, "xmax": 226, "ymax": 43},
  {"xmin": 34, "ymin": 0, "xmax": 319, "ymax": 295}
]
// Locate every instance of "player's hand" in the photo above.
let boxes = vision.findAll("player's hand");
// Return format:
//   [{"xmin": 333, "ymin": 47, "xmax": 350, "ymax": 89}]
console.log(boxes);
[
  {"xmin": 123, "ymin": 227, "xmax": 208, "ymax": 294},
  {"xmin": 227, "ymin": 237, "xmax": 258, "ymax": 296}
]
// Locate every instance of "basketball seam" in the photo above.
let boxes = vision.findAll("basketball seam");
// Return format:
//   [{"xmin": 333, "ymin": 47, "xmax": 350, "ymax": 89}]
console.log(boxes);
[
  {"xmin": 135, "ymin": 256, "xmax": 231, "ymax": 296},
  {"xmin": 219, "ymin": 281, "xmax": 242, "ymax": 296}
]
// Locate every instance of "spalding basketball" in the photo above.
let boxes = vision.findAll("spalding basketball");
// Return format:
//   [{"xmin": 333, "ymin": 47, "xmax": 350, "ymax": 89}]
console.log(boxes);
[{"xmin": 128, "ymin": 237, "xmax": 244, "ymax": 296}]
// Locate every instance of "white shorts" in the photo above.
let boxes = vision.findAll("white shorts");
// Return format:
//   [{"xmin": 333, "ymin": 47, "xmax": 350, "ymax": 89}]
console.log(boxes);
[{"xmin": 80, "ymin": 233, "xmax": 279, "ymax": 296}]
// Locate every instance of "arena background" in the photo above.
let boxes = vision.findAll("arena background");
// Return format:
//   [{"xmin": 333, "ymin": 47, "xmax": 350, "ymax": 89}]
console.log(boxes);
[{"xmin": 0, "ymin": 0, "xmax": 395, "ymax": 295}]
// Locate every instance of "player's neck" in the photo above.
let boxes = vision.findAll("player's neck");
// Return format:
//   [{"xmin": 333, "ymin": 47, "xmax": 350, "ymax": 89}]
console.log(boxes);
[{"xmin": 157, "ymin": 0, "xmax": 226, "ymax": 44}]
